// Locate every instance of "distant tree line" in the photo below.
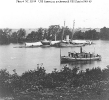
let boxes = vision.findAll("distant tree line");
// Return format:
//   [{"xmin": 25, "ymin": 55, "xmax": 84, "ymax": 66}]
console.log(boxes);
[{"xmin": 0, "ymin": 26, "xmax": 109, "ymax": 44}]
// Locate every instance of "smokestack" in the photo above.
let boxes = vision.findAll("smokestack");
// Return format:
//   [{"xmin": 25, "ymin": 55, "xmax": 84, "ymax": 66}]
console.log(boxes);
[{"xmin": 80, "ymin": 46, "xmax": 82, "ymax": 53}]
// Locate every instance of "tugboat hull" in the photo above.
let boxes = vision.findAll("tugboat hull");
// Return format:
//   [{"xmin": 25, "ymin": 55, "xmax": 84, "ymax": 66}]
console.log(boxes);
[{"xmin": 61, "ymin": 56, "xmax": 101, "ymax": 63}]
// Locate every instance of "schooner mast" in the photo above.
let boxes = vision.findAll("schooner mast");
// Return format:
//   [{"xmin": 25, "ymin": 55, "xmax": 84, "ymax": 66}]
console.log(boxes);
[
  {"xmin": 61, "ymin": 21, "xmax": 65, "ymax": 41},
  {"xmin": 71, "ymin": 20, "xmax": 75, "ymax": 41}
]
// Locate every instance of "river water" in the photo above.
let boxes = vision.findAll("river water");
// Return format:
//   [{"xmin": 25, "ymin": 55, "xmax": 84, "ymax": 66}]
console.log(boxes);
[{"xmin": 0, "ymin": 40, "xmax": 109, "ymax": 75}]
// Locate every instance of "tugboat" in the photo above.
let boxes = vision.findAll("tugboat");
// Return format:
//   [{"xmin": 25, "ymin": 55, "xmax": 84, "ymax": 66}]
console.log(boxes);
[{"xmin": 61, "ymin": 46, "xmax": 101, "ymax": 62}]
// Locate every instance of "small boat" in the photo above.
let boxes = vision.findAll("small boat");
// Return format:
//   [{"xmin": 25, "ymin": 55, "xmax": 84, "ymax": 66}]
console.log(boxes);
[
  {"xmin": 61, "ymin": 47, "xmax": 101, "ymax": 62},
  {"xmin": 41, "ymin": 39, "xmax": 51, "ymax": 46}
]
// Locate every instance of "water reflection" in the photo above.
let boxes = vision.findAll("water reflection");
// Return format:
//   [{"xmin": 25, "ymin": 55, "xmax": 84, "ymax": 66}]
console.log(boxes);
[
  {"xmin": 61, "ymin": 60, "xmax": 95, "ymax": 65},
  {"xmin": 61, "ymin": 60, "xmax": 101, "ymax": 70}
]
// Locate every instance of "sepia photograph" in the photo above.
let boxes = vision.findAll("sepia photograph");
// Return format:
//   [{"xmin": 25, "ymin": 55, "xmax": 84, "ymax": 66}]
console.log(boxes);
[{"xmin": 0, "ymin": 0, "xmax": 109, "ymax": 99}]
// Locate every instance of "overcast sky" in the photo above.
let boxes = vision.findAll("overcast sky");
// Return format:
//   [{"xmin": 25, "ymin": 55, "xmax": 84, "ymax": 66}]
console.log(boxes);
[{"xmin": 0, "ymin": 0, "xmax": 109, "ymax": 28}]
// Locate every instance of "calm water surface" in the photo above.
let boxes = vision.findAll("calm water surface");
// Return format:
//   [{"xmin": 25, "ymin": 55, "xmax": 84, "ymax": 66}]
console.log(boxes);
[{"xmin": 0, "ymin": 40, "xmax": 109, "ymax": 75}]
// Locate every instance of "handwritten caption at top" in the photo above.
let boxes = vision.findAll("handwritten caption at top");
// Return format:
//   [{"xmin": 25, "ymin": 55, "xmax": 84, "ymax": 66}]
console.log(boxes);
[{"xmin": 16, "ymin": 0, "xmax": 92, "ymax": 3}]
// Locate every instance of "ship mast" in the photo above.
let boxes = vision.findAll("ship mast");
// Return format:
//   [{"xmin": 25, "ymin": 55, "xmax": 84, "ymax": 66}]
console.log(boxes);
[
  {"xmin": 55, "ymin": 34, "xmax": 56, "ymax": 41},
  {"xmin": 71, "ymin": 20, "xmax": 75, "ymax": 41},
  {"xmin": 61, "ymin": 21, "xmax": 65, "ymax": 41}
]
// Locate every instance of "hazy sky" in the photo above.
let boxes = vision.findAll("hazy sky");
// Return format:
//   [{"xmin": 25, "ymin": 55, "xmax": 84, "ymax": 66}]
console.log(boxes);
[{"xmin": 0, "ymin": 0, "xmax": 109, "ymax": 28}]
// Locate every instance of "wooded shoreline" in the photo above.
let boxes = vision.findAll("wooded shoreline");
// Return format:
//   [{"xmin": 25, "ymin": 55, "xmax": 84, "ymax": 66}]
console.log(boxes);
[
  {"xmin": 0, "ymin": 66, "xmax": 109, "ymax": 100},
  {"xmin": 0, "ymin": 26, "xmax": 109, "ymax": 44}
]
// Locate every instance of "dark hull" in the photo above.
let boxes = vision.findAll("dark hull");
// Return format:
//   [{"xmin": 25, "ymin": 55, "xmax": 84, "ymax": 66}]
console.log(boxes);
[{"xmin": 41, "ymin": 41, "xmax": 51, "ymax": 45}]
